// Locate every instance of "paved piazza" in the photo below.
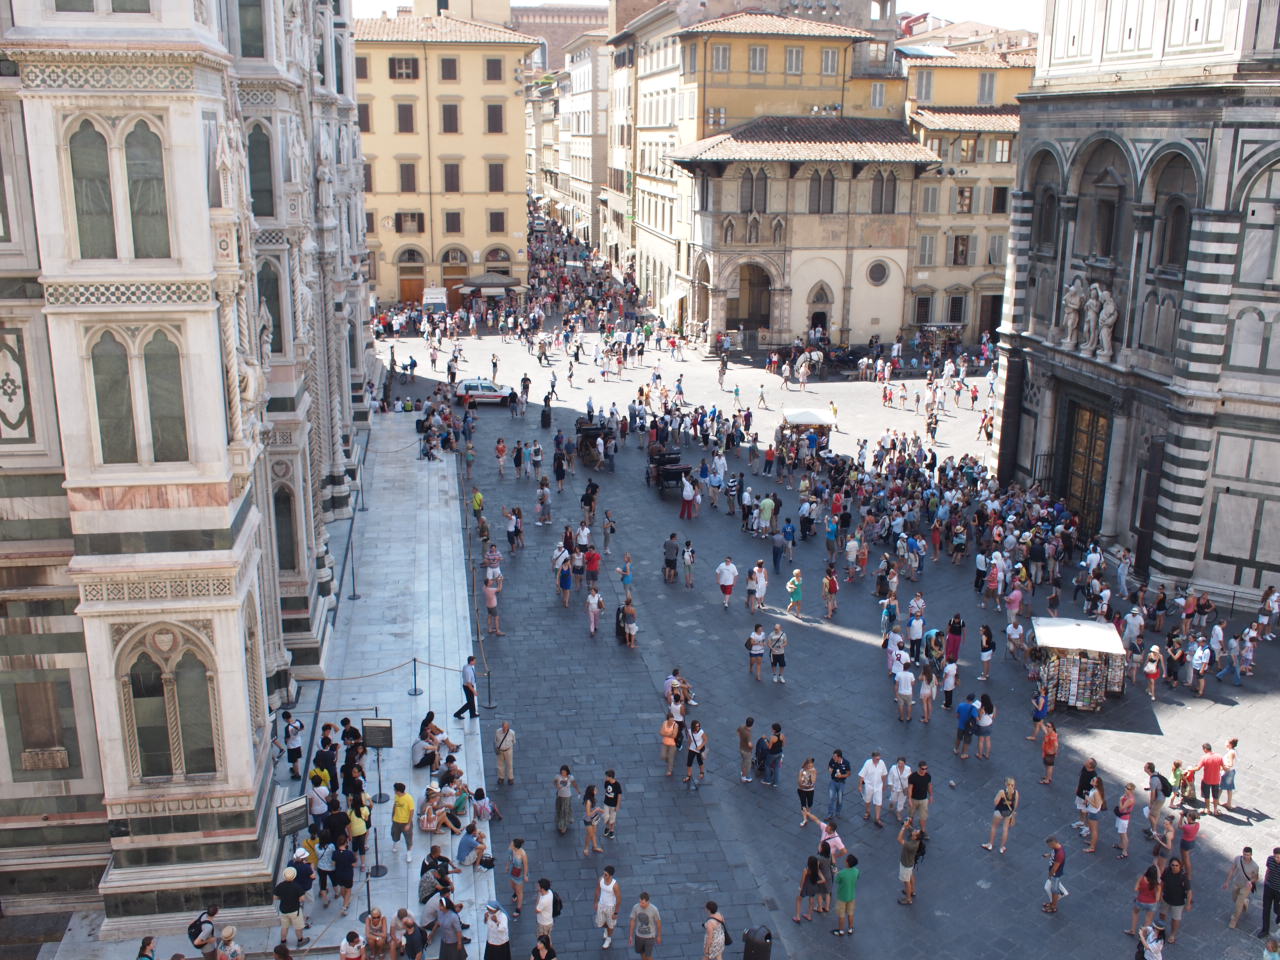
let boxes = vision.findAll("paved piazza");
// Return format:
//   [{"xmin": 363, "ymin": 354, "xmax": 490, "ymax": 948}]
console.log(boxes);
[{"xmin": 294, "ymin": 330, "xmax": 1271, "ymax": 960}]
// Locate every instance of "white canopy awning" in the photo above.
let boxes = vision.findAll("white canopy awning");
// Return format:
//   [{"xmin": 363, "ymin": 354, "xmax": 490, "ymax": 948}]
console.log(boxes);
[
  {"xmin": 781, "ymin": 408, "xmax": 836, "ymax": 428},
  {"xmin": 1031, "ymin": 617, "xmax": 1126, "ymax": 656}
]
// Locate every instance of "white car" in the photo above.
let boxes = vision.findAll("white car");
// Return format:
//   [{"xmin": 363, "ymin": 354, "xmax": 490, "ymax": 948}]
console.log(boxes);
[
  {"xmin": 530, "ymin": 217, "xmax": 547, "ymax": 232},
  {"xmin": 455, "ymin": 378, "xmax": 511, "ymax": 404}
]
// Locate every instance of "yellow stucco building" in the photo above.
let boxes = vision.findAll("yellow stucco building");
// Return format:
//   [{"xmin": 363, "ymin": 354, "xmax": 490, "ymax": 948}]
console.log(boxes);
[{"xmin": 354, "ymin": 9, "xmax": 537, "ymax": 308}]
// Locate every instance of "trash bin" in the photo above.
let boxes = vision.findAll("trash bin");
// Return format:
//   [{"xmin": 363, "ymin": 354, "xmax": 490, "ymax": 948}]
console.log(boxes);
[
  {"xmin": 541, "ymin": 408, "xmax": 552, "ymax": 429},
  {"xmin": 742, "ymin": 926, "xmax": 772, "ymax": 960}
]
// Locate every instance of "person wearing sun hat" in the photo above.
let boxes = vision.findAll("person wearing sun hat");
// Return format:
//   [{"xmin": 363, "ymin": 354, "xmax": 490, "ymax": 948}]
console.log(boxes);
[
  {"xmin": 483, "ymin": 899, "xmax": 510, "ymax": 959},
  {"xmin": 273, "ymin": 868, "xmax": 309, "ymax": 949}
]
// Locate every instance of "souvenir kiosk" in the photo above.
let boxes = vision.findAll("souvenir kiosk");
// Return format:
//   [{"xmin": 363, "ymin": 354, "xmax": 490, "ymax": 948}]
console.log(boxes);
[{"xmin": 1032, "ymin": 617, "xmax": 1127, "ymax": 711}]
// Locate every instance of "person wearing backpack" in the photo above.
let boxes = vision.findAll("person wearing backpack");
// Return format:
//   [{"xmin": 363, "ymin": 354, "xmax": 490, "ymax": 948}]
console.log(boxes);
[
  {"xmin": 1144, "ymin": 761, "xmax": 1173, "ymax": 836},
  {"xmin": 534, "ymin": 877, "xmax": 559, "ymax": 942},
  {"xmin": 189, "ymin": 905, "xmax": 219, "ymax": 960}
]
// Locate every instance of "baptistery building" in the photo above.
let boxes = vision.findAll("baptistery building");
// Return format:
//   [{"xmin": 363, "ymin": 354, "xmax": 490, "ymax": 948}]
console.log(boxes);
[{"xmin": 994, "ymin": 0, "xmax": 1280, "ymax": 597}]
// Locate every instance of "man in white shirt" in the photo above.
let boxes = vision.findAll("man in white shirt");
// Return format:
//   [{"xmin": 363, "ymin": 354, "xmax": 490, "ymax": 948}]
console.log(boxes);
[
  {"xmin": 895, "ymin": 661, "xmax": 916, "ymax": 723},
  {"xmin": 535, "ymin": 879, "xmax": 555, "ymax": 940},
  {"xmin": 714, "ymin": 557, "xmax": 739, "ymax": 609},
  {"xmin": 887, "ymin": 756, "xmax": 911, "ymax": 822},
  {"xmin": 858, "ymin": 750, "xmax": 890, "ymax": 827},
  {"xmin": 1005, "ymin": 621, "xmax": 1026, "ymax": 659}
]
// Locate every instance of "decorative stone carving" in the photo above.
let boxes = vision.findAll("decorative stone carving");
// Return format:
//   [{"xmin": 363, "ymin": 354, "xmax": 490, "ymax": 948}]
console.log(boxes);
[
  {"xmin": 106, "ymin": 790, "xmax": 256, "ymax": 818},
  {"xmin": 21, "ymin": 747, "xmax": 69, "ymax": 771},
  {"xmin": 1095, "ymin": 289, "xmax": 1118, "ymax": 362},
  {"xmin": 82, "ymin": 575, "xmax": 236, "ymax": 603},
  {"xmin": 1080, "ymin": 283, "xmax": 1102, "ymax": 354},
  {"xmin": 110, "ymin": 622, "xmax": 143, "ymax": 648},
  {"xmin": 0, "ymin": 326, "xmax": 33, "ymax": 443},
  {"xmin": 1059, "ymin": 277, "xmax": 1083, "ymax": 349},
  {"xmin": 44, "ymin": 281, "xmax": 212, "ymax": 307},
  {"xmin": 21, "ymin": 61, "xmax": 195, "ymax": 91}
]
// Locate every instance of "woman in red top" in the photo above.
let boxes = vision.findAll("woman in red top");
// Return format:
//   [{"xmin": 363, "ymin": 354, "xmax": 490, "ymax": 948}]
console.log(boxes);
[
  {"xmin": 1039, "ymin": 721, "xmax": 1058, "ymax": 785},
  {"xmin": 1125, "ymin": 865, "xmax": 1161, "ymax": 936}
]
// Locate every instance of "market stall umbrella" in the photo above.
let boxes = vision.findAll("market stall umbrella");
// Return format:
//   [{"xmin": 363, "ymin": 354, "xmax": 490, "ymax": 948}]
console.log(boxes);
[
  {"xmin": 780, "ymin": 408, "xmax": 837, "ymax": 429},
  {"xmin": 457, "ymin": 272, "xmax": 528, "ymax": 295}
]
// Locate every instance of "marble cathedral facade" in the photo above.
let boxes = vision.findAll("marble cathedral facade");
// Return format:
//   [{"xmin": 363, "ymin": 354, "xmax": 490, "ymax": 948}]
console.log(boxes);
[
  {"xmin": 994, "ymin": 0, "xmax": 1280, "ymax": 599},
  {"xmin": 0, "ymin": 0, "xmax": 369, "ymax": 917}
]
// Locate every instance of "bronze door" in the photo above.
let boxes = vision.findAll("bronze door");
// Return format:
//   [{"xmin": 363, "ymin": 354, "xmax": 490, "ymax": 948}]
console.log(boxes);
[{"xmin": 1064, "ymin": 402, "xmax": 1111, "ymax": 535}]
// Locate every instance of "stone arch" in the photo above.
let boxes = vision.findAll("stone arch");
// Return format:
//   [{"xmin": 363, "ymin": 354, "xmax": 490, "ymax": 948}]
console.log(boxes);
[
  {"xmin": 1021, "ymin": 143, "xmax": 1066, "ymax": 193},
  {"xmin": 1066, "ymin": 133, "xmax": 1138, "ymax": 196},
  {"xmin": 1139, "ymin": 145, "xmax": 1205, "ymax": 206}
]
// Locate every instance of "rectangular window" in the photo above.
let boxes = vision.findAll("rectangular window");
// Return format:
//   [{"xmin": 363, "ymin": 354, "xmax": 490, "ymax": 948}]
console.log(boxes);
[
  {"xmin": 54, "ymin": 0, "xmax": 94, "ymax": 9},
  {"xmin": 948, "ymin": 294, "xmax": 967, "ymax": 325},
  {"xmin": 711, "ymin": 43, "xmax": 730, "ymax": 71},
  {"xmin": 389, "ymin": 57, "xmax": 419, "ymax": 80},
  {"xmin": 992, "ymin": 139, "xmax": 1011, "ymax": 164},
  {"xmin": 485, "ymin": 103, "xmax": 504, "ymax": 134},
  {"xmin": 365, "ymin": 211, "xmax": 375, "ymax": 234},
  {"xmin": 706, "ymin": 106, "xmax": 726, "ymax": 127},
  {"xmin": 785, "ymin": 47, "xmax": 804, "ymax": 75},
  {"xmin": 15, "ymin": 682, "xmax": 63, "ymax": 752},
  {"xmin": 951, "ymin": 234, "xmax": 972, "ymax": 266},
  {"xmin": 362, "ymin": 163, "xmax": 372, "ymax": 192},
  {"xmin": 921, "ymin": 185, "xmax": 938, "ymax": 213},
  {"xmin": 870, "ymin": 82, "xmax": 885, "ymax": 109},
  {"xmin": 914, "ymin": 68, "xmax": 932, "ymax": 102},
  {"xmin": 990, "ymin": 186, "xmax": 1009, "ymax": 214},
  {"xmin": 394, "ymin": 212, "xmax": 424, "ymax": 233},
  {"xmin": 868, "ymin": 42, "xmax": 888, "ymax": 62},
  {"xmin": 487, "ymin": 161, "xmax": 505, "ymax": 193},
  {"xmin": 238, "ymin": 0, "xmax": 265, "ymax": 57},
  {"xmin": 444, "ymin": 211, "xmax": 462, "ymax": 233},
  {"xmin": 988, "ymin": 233, "xmax": 1007, "ymax": 265},
  {"xmin": 398, "ymin": 162, "xmax": 416, "ymax": 193},
  {"xmin": 821, "ymin": 47, "xmax": 839, "ymax": 76},
  {"xmin": 442, "ymin": 162, "xmax": 460, "ymax": 193},
  {"xmin": 441, "ymin": 103, "xmax": 459, "ymax": 133},
  {"xmin": 915, "ymin": 295, "xmax": 933, "ymax": 325},
  {"xmin": 748, "ymin": 45, "xmax": 767, "ymax": 73},
  {"xmin": 927, "ymin": 136, "xmax": 947, "ymax": 160},
  {"xmin": 112, "ymin": 0, "xmax": 150, "ymax": 11},
  {"xmin": 440, "ymin": 57, "xmax": 458, "ymax": 80},
  {"xmin": 683, "ymin": 43, "xmax": 698, "ymax": 74},
  {"xmin": 958, "ymin": 138, "xmax": 977, "ymax": 164},
  {"xmin": 918, "ymin": 233, "xmax": 935, "ymax": 266},
  {"xmin": 978, "ymin": 71, "xmax": 996, "ymax": 105},
  {"xmin": 357, "ymin": 102, "xmax": 371, "ymax": 133},
  {"xmin": 485, "ymin": 57, "xmax": 503, "ymax": 82},
  {"xmin": 955, "ymin": 186, "xmax": 973, "ymax": 214},
  {"xmin": 355, "ymin": 56, "xmax": 368, "ymax": 80},
  {"xmin": 489, "ymin": 210, "xmax": 506, "ymax": 233},
  {"xmin": 396, "ymin": 103, "xmax": 415, "ymax": 134}
]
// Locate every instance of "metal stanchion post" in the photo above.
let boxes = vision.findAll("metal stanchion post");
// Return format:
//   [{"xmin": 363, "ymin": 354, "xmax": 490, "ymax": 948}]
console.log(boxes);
[
  {"xmin": 407, "ymin": 657, "xmax": 423, "ymax": 697},
  {"xmin": 358, "ymin": 873, "xmax": 373, "ymax": 922},
  {"xmin": 482, "ymin": 668, "xmax": 495, "ymax": 710},
  {"xmin": 372, "ymin": 746, "xmax": 389, "ymax": 805},
  {"xmin": 366, "ymin": 813, "xmax": 387, "ymax": 879}
]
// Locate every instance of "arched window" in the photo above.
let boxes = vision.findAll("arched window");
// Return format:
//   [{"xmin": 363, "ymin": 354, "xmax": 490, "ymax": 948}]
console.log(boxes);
[
  {"xmin": 821, "ymin": 171, "xmax": 835, "ymax": 213},
  {"xmin": 174, "ymin": 652, "xmax": 215, "ymax": 774},
  {"xmin": 128, "ymin": 653, "xmax": 170, "ymax": 778},
  {"xmin": 143, "ymin": 331, "xmax": 189, "ymax": 463},
  {"xmin": 723, "ymin": 218, "xmax": 735, "ymax": 244},
  {"xmin": 808, "ymin": 171, "xmax": 822, "ymax": 214},
  {"xmin": 247, "ymin": 124, "xmax": 275, "ymax": 218},
  {"xmin": 753, "ymin": 169, "xmax": 768, "ymax": 213},
  {"xmin": 485, "ymin": 247, "xmax": 512, "ymax": 276},
  {"xmin": 739, "ymin": 170, "xmax": 754, "ymax": 213},
  {"xmin": 871, "ymin": 170, "xmax": 885, "ymax": 213},
  {"xmin": 125, "ymin": 120, "xmax": 171, "ymax": 259},
  {"xmin": 257, "ymin": 260, "xmax": 283, "ymax": 353},
  {"xmin": 91, "ymin": 332, "xmax": 137, "ymax": 463},
  {"xmin": 274, "ymin": 486, "xmax": 297, "ymax": 571},
  {"xmin": 70, "ymin": 119, "xmax": 117, "ymax": 259},
  {"xmin": 1033, "ymin": 187, "xmax": 1058, "ymax": 250},
  {"xmin": 883, "ymin": 171, "xmax": 897, "ymax": 213},
  {"xmin": 772, "ymin": 218, "xmax": 784, "ymax": 244},
  {"xmin": 397, "ymin": 248, "xmax": 425, "ymax": 264}
]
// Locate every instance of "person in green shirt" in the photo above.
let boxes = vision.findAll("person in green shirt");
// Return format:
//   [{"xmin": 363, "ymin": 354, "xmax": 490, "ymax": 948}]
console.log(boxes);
[{"xmin": 833, "ymin": 854, "xmax": 859, "ymax": 936}]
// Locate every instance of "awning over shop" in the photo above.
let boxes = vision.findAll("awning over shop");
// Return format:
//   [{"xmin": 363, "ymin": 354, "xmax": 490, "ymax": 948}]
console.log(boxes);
[
  {"xmin": 781, "ymin": 408, "xmax": 836, "ymax": 428},
  {"xmin": 457, "ymin": 272, "xmax": 527, "ymax": 295},
  {"xmin": 1031, "ymin": 618, "xmax": 1126, "ymax": 656}
]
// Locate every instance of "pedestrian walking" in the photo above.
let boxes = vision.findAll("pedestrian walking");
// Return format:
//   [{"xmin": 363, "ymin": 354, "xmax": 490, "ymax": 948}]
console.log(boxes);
[
  {"xmin": 1126, "ymin": 865, "xmax": 1162, "ymax": 935},
  {"xmin": 553, "ymin": 766, "xmax": 580, "ymax": 836},
  {"xmin": 534, "ymin": 879, "xmax": 555, "ymax": 942},
  {"xmin": 826, "ymin": 749, "xmax": 850, "ymax": 818},
  {"xmin": 593, "ymin": 866, "xmax": 620, "ymax": 949},
  {"xmin": 702, "ymin": 902, "xmax": 727, "ymax": 960},
  {"xmin": 1159, "ymin": 858, "xmax": 1192, "ymax": 943},
  {"xmin": 627, "ymin": 893, "xmax": 662, "ymax": 959},
  {"xmin": 1223, "ymin": 845, "xmax": 1260, "ymax": 929},
  {"xmin": 797, "ymin": 757, "xmax": 821, "ymax": 827},
  {"xmin": 786, "ymin": 569, "xmax": 803, "ymax": 617},
  {"xmin": 980, "ymin": 778, "xmax": 1019, "ymax": 854},
  {"xmin": 682, "ymin": 540, "xmax": 696, "ymax": 588},
  {"xmin": 792, "ymin": 855, "xmax": 827, "ymax": 923},
  {"xmin": 507, "ymin": 839, "xmax": 528, "ymax": 919},
  {"xmin": 858, "ymin": 751, "xmax": 888, "ymax": 827},
  {"xmin": 832, "ymin": 854, "xmax": 859, "ymax": 937},
  {"xmin": 452, "ymin": 655, "xmax": 479, "ymax": 720},
  {"xmin": 683, "ymin": 720, "xmax": 708, "ymax": 783},
  {"xmin": 1257, "ymin": 846, "xmax": 1280, "ymax": 938},
  {"xmin": 582, "ymin": 785, "xmax": 604, "ymax": 855},
  {"xmin": 906, "ymin": 760, "xmax": 933, "ymax": 833},
  {"xmin": 602, "ymin": 770, "xmax": 622, "ymax": 839},
  {"xmin": 767, "ymin": 624, "xmax": 788, "ymax": 682},
  {"xmin": 585, "ymin": 585, "xmax": 605, "ymax": 637},
  {"xmin": 1043, "ymin": 836, "xmax": 1068, "ymax": 913}
]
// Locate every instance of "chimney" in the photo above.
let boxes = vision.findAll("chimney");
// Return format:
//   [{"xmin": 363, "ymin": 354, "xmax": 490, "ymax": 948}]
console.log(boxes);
[{"xmin": 396, "ymin": 5, "xmax": 412, "ymax": 16}]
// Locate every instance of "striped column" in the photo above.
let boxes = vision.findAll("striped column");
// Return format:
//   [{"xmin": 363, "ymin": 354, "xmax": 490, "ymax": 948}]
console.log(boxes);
[
  {"xmin": 1000, "ymin": 190, "xmax": 1034, "ymax": 334},
  {"xmin": 1148, "ymin": 209, "xmax": 1240, "ymax": 581}
]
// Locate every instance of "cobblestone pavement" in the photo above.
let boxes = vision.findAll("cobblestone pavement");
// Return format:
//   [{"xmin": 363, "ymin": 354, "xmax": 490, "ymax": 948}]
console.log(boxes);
[{"xmin": 377, "ymin": 331, "xmax": 1275, "ymax": 960}]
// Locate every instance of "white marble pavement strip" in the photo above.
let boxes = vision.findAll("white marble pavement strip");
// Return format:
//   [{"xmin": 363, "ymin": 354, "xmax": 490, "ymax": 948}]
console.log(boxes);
[{"xmin": 314, "ymin": 416, "xmax": 492, "ymax": 957}]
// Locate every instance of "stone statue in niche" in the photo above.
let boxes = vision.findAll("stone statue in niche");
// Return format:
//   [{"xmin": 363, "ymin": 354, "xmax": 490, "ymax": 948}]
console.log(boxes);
[
  {"xmin": 1095, "ymin": 288, "xmax": 1118, "ymax": 361},
  {"xmin": 1059, "ymin": 276, "xmax": 1083, "ymax": 349},
  {"xmin": 1080, "ymin": 282, "xmax": 1102, "ymax": 354},
  {"xmin": 315, "ymin": 133, "xmax": 335, "ymax": 223},
  {"xmin": 288, "ymin": 116, "xmax": 307, "ymax": 184}
]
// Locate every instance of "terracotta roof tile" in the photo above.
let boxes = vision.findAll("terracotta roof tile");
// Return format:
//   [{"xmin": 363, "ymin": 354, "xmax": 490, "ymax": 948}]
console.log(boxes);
[
  {"xmin": 669, "ymin": 116, "xmax": 939, "ymax": 165},
  {"xmin": 678, "ymin": 11, "xmax": 874, "ymax": 39},
  {"xmin": 353, "ymin": 14, "xmax": 540, "ymax": 45},
  {"xmin": 912, "ymin": 106, "xmax": 1020, "ymax": 132}
]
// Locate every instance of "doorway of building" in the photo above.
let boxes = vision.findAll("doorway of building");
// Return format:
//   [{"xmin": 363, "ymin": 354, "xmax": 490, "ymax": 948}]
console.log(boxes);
[
  {"xmin": 1061, "ymin": 401, "xmax": 1111, "ymax": 536},
  {"xmin": 726, "ymin": 263, "xmax": 772, "ymax": 331},
  {"xmin": 397, "ymin": 248, "xmax": 425, "ymax": 304},
  {"xmin": 980, "ymin": 294, "xmax": 1003, "ymax": 338},
  {"xmin": 442, "ymin": 247, "xmax": 469, "ymax": 311}
]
